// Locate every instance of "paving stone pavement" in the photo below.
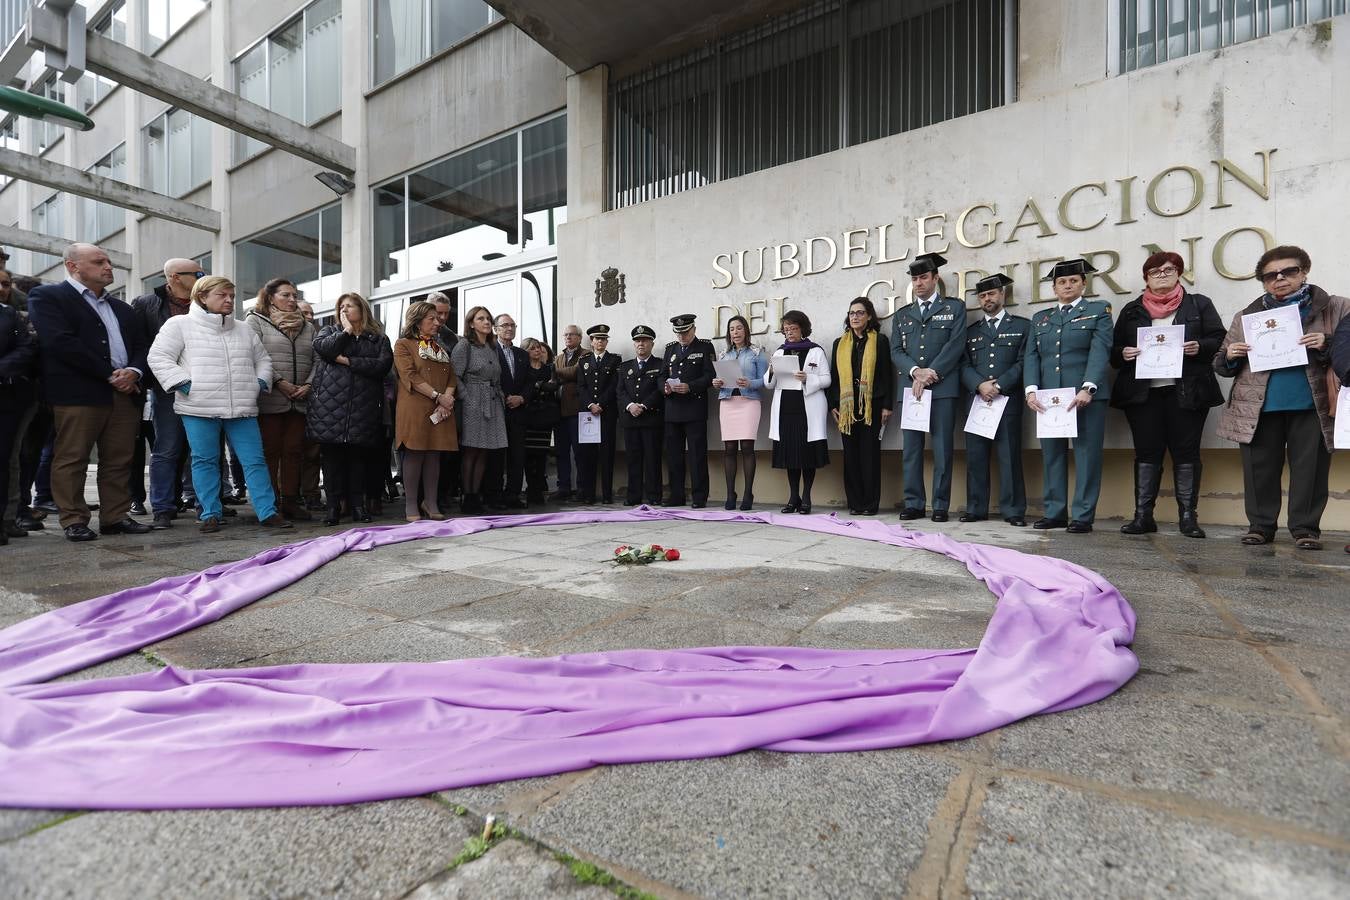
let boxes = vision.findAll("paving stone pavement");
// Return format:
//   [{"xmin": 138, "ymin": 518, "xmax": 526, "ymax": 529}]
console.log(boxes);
[{"xmin": 1, "ymin": 498, "xmax": 1347, "ymax": 899}]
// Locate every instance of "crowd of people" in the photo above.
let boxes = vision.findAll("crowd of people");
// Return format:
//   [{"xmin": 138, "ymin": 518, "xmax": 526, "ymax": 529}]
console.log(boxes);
[{"xmin": 1, "ymin": 241, "xmax": 1347, "ymax": 553}]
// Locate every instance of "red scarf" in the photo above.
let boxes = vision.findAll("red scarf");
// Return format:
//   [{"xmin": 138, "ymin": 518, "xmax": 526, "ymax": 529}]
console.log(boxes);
[{"xmin": 1141, "ymin": 283, "xmax": 1183, "ymax": 320}]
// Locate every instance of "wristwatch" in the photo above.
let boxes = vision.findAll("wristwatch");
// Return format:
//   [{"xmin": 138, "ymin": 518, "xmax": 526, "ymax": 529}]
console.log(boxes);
[{"xmin": 1082, "ymin": 385, "xmax": 1097, "ymax": 395}]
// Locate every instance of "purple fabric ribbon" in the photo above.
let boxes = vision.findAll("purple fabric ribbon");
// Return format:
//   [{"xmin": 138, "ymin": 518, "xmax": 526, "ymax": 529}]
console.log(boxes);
[{"xmin": 0, "ymin": 509, "xmax": 1137, "ymax": 810}]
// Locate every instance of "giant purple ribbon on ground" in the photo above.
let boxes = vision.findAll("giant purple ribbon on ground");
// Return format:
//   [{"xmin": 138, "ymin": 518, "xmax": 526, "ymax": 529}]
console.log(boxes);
[{"xmin": 0, "ymin": 508, "xmax": 1136, "ymax": 809}]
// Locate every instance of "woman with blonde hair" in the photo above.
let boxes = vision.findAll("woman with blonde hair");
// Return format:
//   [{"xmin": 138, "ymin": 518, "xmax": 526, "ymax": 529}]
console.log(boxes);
[
  {"xmin": 147, "ymin": 276, "xmax": 292, "ymax": 533},
  {"xmin": 246, "ymin": 277, "xmax": 315, "ymax": 520},
  {"xmin": 393, "ymin": 300, "xmax": 458, "ymax": 521},
  {"xmin": 306, "ymin": 292, "xmax": 393, "ymax": 525},
  {"xmin": 450, "ymin": 305, "xmax": 507, "ymax": 514}
]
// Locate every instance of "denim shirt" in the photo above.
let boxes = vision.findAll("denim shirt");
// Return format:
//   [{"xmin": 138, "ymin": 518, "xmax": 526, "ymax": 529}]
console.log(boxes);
[{"xmin": 717, "ymin": 346, "xmax": 768, "ymax": 400}]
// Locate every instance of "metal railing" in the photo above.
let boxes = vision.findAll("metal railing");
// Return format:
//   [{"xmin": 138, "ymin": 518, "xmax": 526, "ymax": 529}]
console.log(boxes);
[
  {"xmin": 609, "ymin": 0, "xmax": 1015, "ymax": 210},
  {"xmin": 1119, "ymin": 0, "xmax": 1348, "ymax": 73}
]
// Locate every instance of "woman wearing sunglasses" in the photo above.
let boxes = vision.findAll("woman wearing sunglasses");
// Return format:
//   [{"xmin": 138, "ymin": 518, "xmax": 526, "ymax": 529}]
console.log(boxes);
[
  {"xmin": 1214, "ymin": 245, "xmax": 1350, "ymax": 550},
  {"xmin": 1109, "ymin": 251, "xmax": 1225, "ymax": 538}
]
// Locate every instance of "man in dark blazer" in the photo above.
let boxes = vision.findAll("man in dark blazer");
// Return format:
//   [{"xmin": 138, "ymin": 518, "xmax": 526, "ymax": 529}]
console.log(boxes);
[
  {"xmin": 488, "ymin": 312, "xmax": 531, "ymax": 509},
  {"xmin": 959, "ymin": 273, "xmax": 1031, "ymax": 526},
  {"xmin": 28, "ymin": 243, "xmax": 152, "ymax": 541},
  {"xmin": 660, "ymin": 314, "xmax": 716, "ymax": 508},
  {"xmin": 616, "ymin": 325, "xmax": 664, "ymax": 505}
]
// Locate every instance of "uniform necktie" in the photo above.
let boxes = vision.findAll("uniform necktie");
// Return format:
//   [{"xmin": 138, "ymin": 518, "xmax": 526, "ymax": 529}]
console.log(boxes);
[
  {"xmin": 920, "ymin": 300, "xmax": 931, "ymax": 319},
  {"xmin": 987, "ymin": 316, "xmax": 998, "ymax": 330}
]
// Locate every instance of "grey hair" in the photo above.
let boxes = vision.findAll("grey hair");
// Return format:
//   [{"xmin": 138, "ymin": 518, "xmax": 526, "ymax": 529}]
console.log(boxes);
[
  {"xmin": 426, "ymin": 291, "xmax": 451, "ymax": 306},
  {"xmin": 63, "ymin": 243, "xmax": 100, "ymax": 264}
]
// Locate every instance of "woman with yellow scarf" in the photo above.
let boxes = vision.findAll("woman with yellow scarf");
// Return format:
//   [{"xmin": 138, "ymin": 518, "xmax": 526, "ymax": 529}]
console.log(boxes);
[{"xmin": 827, "ymin": 297, "xmax": 894, "ymax": 516}]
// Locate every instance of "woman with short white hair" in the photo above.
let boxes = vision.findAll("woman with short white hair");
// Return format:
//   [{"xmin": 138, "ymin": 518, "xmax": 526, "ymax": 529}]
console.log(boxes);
[{"xmin": 147, "ymin": 275, "xmax": 293, "ymax": 534}]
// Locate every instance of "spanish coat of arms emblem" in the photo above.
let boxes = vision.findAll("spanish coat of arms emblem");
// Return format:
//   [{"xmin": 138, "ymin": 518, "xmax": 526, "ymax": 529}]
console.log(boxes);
[{"xmin": 595, "ymin": 268, "xmax": 626, "ymax": 308}]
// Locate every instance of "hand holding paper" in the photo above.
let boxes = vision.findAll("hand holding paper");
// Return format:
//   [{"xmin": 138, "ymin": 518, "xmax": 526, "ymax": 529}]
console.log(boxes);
[
  {"xmin": 1035, "ymin": 388, "xmax": 1078, "ymax": 439},
  {"xmin": 901, "ymin": 389, "xmax": 932, "ymax": 432}
]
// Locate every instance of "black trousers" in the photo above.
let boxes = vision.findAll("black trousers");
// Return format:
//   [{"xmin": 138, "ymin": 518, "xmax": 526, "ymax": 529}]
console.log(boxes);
[
  {"xmin": 437, "ymin": 450, "xmax": 461, "ymax": 507},
  {"xmin": 320, "ymin": 443, "xmax": 367, "ymax": 509},
  {"xmin": 576, "ymin": 413, "xmax": 617, "ymax": 501},
  {"xmin": 1240, "ymin": 410, "xmax": 1330, "ymax": 539},
  {"xmin": 623, "ymin": 426, "xmax": 663, "ymax": 504},
  {"xmin": 1122, "ymin": 387, "xmax": 1208, "ymax": 466},
  {"xmin": 840, "ymin": 419, "xmax": 882, "ymax": 513},
  {"xmin": 664, "ymin": 419, "xmax": 709, "ymax": 504},
  {"xmin": 128, "ymin": 417, "xmax": 155, "ymax": 504}
]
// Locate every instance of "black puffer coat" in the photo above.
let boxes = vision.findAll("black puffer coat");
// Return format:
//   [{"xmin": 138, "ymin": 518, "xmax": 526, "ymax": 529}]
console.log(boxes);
[{"xmin": 306, "ymin": 326, "xmax": 394, "ymax": 446}]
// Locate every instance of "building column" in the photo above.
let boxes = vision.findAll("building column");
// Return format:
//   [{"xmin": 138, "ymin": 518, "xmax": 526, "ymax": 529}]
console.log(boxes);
[
  {"xmin": 565, "ymin": 64, "xmax": 609, "ymax": 221},
  {"xmin": 340, "ymin": 0, "xmax": 371, "ymax": 297},
  {"xmin": 208, "ymin": 0, "xmax": 233, "ymax": 283}
]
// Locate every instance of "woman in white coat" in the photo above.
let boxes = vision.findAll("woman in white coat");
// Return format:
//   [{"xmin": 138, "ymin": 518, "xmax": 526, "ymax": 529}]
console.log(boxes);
[
  {"xmin": 147, "ymin": 275, "xmax": 292, "ymax": 534},
  {"xmin": 765, "ymin": 310, "xmax": 831, "ymax": 514}
]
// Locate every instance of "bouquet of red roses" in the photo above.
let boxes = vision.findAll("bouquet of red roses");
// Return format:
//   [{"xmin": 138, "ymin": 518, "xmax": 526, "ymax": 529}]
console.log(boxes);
[{"xmin": 609, "ymin": 543, "xmax": 681, "ymax": 565}]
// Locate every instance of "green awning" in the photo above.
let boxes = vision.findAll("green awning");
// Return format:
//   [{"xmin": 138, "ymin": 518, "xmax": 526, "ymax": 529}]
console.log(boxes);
[{"xmin": 0, "ymin": 84, "xmax": 95, "ymax": 131}]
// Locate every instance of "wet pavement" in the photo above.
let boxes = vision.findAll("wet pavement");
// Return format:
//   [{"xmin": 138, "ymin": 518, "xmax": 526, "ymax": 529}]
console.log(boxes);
[{"xmin": 1, "ymin": 498, "xmax": 1347, "ymax": 899}]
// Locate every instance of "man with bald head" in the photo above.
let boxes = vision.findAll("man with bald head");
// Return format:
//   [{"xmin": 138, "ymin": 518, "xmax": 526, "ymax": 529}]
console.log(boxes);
[
  {"xmin": 29, "ymin": 243, "xmax": 151, "ymax": 541},
  {"xmin": 132, "ymin": 257, "xmax": 203, "ymax": 528}
]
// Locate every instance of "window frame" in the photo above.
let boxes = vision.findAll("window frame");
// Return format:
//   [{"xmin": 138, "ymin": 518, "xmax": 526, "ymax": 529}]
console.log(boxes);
[
  {"xmin": 368, "ymin": 0, "xmax": 501, "ymax": 89},
  {"xmin": 144, "ymin": 0, "xmax": 209, "ymax": 56},
  {"xmin": 142, "ymin": 106, "xmax": 212, "ymax": 198},
  {"xmin": 80, "ymin": 143, "xmax": 128, "ymax": 243},
  {"xmin": 233, "ymin": 203, "xmax": 343, "ymax": 312}
]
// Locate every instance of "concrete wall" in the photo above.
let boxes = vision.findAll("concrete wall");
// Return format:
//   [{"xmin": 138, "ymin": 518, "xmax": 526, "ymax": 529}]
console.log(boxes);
[{"xmin": 557, "ymin": 14, "xmax": 1350, "ymax": 526}]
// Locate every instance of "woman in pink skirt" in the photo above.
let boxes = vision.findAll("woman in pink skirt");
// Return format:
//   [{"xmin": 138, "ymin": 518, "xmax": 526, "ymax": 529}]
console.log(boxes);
[{"xmin": 711, "ymin": 315, "xmax": 767, "ymax": 510}]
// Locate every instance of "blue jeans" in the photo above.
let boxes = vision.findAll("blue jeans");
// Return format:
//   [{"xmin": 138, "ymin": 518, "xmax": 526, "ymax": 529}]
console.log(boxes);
[
  {"xmin": 554, "ymin": 414, "xmax": 578, "ymax": 491},
  {"xmin": 149, "ymin": 392, "xmax": 192, "ymax": 515},
  {"xmin": 181, "ymin": 415, "xmax": 277, "ymax": 522}
]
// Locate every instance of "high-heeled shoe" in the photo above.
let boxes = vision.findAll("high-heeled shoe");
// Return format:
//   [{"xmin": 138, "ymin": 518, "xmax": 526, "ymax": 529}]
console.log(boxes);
[
  {"xmin": 739, "ymin": 494, "xmax": 754, "ymax": 511},
  {"xmin": 323, "ymin": 503, "xmax": 341, "ymax": 527},
  {"xmin": 352, "ymin": 506, "xmax": 372, "ymax": 523},
  {"xmin": 419, "ymin": 503, "xmax": 447, "ymax": 521},
  {"xmin": 780, "ymin": 500, "xmax": 800, "ymax": 514},
  {"xmin": 798, "ymin": 502, "xmax": 812, "ymax": 515},
  {"xmin": 724, "ymin": 493, "xmax": 737, "ymax": 511}
]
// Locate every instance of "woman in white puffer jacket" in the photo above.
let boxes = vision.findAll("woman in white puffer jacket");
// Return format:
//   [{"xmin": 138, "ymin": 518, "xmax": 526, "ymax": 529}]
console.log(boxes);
[{"xmin": 148, "ymin": 275, "xmax": 293, "ymax": 534}]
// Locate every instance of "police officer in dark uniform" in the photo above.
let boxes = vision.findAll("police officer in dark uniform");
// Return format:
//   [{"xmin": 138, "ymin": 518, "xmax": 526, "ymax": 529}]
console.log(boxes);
[
  {"xmin": 575, "ymin": 323, "xmax": 622, "ymax": 504},
  {"xmin": 616, "ymin": 325, "xmax": 664, "ymax": 505},
  {"xmin": 959, "ymin": 273, "xmax": 1031, "ymax": 526},
  {"xmin": 660, "ymin": 313, "xmax": 716, "ymax": 508},
  {"xmin": 890, "ymin": 252, "xmax": 969, "ymax": 522},
  {"xmin": 1024, "ymin": 258, "xmax": 1114, "ymax": 533}
]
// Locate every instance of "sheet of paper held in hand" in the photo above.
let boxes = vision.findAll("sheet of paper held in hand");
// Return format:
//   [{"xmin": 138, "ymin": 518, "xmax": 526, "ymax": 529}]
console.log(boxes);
[
  {"xmin": 1242, "ymin": 304, "xmax": 1308, "ymax": 373},
  {"xmin": 1336, "ymin": 386, "xmax": 1350, "ymax": 450},
  {"xmin": 578, "ymin": 411, "xmax": 602, "ymax": 444},
  {"xmin": 1035, "ymin": 387, "xmax": 1079, "ymax": 439},
  {"xmin": 771, "ymin": 354, "xmax": 802, "ymax": 390},
  {"xmin": 1134, "ymin": 325, "xmax": 1186, "ymax": 379},
  {"xmin": 964, "ymin": 394, "xmax": 1009, "ymax": 440},
  {"xmin": 713, "ymin": 358, "xmax": 743, "ymax": 384},
  {"xmin": 901, "ymin": 388, "xmax": 932, "ymax": 432}
]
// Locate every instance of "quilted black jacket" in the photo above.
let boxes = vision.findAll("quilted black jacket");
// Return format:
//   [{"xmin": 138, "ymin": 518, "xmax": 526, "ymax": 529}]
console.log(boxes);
[{"xmin": 305, "ymin": 326, "xmax": 394, "ymax": 446}]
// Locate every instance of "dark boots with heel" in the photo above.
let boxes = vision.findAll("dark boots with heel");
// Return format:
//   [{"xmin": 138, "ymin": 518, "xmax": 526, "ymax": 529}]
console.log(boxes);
[
  {"xmin": 1120, "ymin": 461, "xmax": 1161, "ymax": 535},
  {"xmin": 1175, "ymin": 462, "xmax": 1206, "ymax": 538}
]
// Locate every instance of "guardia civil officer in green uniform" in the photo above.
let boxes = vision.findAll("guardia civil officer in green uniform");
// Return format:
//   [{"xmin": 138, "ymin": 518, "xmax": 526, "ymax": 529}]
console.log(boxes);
[
  {"xmin": 660, "ymin": 314, "xmax": 716, "ymax": 507},
  {"xmin": 575, "ymin": 324, "xmax": 622, "ymax": 504},
  {"xmin": 890, "ymin": 252, "xmax": 968, "ymax": 522},
  {"xmin": 960, "ymin": 273, "xmax": 1031, "ymax": 526},
  {"xmin": 1023, "ymin": 258, "xmax": 1114, "ymax": 533},
  {"xmin": 616, "ymin": 324, "xmax": 664, "ymax": 506}
]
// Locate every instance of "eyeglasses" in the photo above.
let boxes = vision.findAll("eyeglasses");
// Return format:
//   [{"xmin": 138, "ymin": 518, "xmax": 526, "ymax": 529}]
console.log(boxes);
[
  {"xmin": 847, "ymin": 309, "xmax": 868, "ymax": 316},
  {"xmin": 496, "ymin": 322, "xmax": 517, "ymax": 329},
  {"xmin": 1259, "ymin": 265, "xmax": 1302, "ymax": 283},
  {"xmin": 1145, "ymin": 266, "xmax": 1179, "ymax": 278}
]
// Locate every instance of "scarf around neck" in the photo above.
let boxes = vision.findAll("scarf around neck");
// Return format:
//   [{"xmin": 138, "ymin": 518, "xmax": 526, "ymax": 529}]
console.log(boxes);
[
  {"xmin": 835, "ymin": 330, "xmax": 876, "ymax": 435},
  {"xmin": 1263, "ymin": 284, "xmax": 1314, "ymax": 322},
  {"xmin": 268, "ymin": 306, "xmax": 306, "ymax": 338},
  {"xmin": 1141, "ymin": 283, "xmax": 1184, "ymax": 320}
]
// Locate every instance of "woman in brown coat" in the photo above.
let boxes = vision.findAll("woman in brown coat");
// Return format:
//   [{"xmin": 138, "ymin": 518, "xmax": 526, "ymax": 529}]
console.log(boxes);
[
  {"xmin": 393, "ymin": 300, "xmax": 458, "ymax": 521},
  {"xmin": 1214, "ymin": 244, "xmax": 1350, "ymax": 550}
]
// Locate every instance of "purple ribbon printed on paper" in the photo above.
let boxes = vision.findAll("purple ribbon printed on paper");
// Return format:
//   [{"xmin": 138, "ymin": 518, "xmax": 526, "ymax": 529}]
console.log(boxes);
[{"xmin": 0, "ymin": 509, "xmax": 1137, "ymax": 810}]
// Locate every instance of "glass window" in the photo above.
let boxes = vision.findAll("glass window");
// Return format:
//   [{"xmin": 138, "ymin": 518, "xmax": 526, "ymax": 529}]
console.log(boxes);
[
  {"xmin": 235, "ymin": 205, "xmax": 343, "ymax": 310},
  {"xmin": 1119, "ymin": 0, "xmax": 1347, "ymax": 73},
  {"xmin": 0, "ymin": 116, "xmax": 18, "ymax": 188},
  {"xmin": 32, "ymin": 195, "xmax": 66, "ymax": 272},
  {"xmin": 305, "ymin": 0, "xmax": 343, "ymax": 120},
  {"xmin": 79, "ymin": 2, "xmax": 128, "ymax": 112},
  {"xmin": 143, "ymin": 252, "xmax": 209, "ymax": 294},
  {"xmin": 144, "ymin": 108, "xmax": 210, "ymax": 197},
  {"xmin": 521, "ymin": 117, "xmax": 567, "ymax": 251},
  {"xmin": 32, "ymin": 75, "xmax": 66, "ymax": 153},
  {"xmin": 373, "ymin": 0, "xmax": 499, "ymax": 86},
  {"xmin": 234, "ymin": 0, "xmax": 345, "ymax": 163},
  {"xmin": 146, "ymin": 0, "xmax": 207, "ymax": 53},
  {"xmin": 406, "ymin": 133, "xmax": 517, "ymax": 282},
  {"xmin": 519, "ymin": 264, "xmax": 555, "ymax": 346},
  {"xmin": 81, "ymin": 144, "xmax": 127, "ymax": 243},
  {"xmin": 609, "ymin": 0, "xmax": 1011, "ymax": 209},
  {"xmin": 373, "ymin": 115, "xmax": 564, "ymax": 288}
]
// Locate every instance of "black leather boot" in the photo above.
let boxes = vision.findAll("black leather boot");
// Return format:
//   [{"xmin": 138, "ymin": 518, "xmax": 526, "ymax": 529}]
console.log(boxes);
[
  {"xmin": 1175, "ymin": 462, "xmax": 1206, "ymax": 538},
  {"xmin": 323, "ymin": 501, "xmax": 342, "ymax": 527},
  {"xmin": 1120, "ymin": 461, "xmax": 1161, "ymax": 534}
]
